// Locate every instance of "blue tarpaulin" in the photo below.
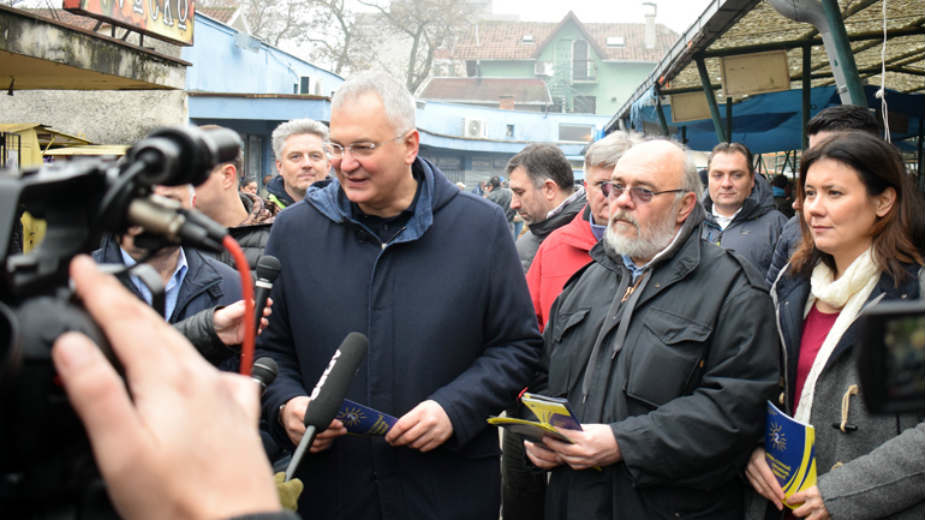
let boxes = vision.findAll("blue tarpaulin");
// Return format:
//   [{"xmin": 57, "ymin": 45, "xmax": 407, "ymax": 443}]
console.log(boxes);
[{"xmin": 629, "ymin": 85, "xmax": 924, "ymax": 153}]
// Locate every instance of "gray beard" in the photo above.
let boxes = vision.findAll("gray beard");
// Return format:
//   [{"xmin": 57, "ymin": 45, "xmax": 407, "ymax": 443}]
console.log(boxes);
[{"xmin": 603, "ymin": 206, "xmax": 678, "ymax": 264}]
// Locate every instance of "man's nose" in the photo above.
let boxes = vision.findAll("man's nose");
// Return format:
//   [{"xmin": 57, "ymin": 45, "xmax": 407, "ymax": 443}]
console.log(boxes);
[
  {"xmin": 613, "ymin": 187, "xmax": 634, "ymax": 208},
  {"xmin": 509, "ymin": 196, "xmax": 520, "ymax": 210},
  {"xmin": 337, "ymin": 152, "xmax": 359, "ymax": 172}
]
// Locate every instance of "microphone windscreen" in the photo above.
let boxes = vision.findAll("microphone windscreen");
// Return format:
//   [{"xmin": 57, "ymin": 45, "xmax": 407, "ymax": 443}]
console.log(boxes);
[
  {"xmin": 304, "ymin": 332, "xmax": 368, "ymax": 429},
  {"xmin": 256, "ymin": 255, "xmax": 281, "ymax": 282},
  {"xmin": 251, "ymin": 356, "xmax": 279, "ymax": 388}
]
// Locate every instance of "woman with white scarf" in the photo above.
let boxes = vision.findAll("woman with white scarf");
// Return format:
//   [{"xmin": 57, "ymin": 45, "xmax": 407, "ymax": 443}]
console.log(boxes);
[{"xmin": 745, "ymin": 131, "xmax": 925, "ymax": 520}]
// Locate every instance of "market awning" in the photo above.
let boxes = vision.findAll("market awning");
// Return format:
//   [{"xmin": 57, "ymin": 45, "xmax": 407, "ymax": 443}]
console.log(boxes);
[
  {"xmin": 608, "ymin": 0, "xmax": 924, "ymax": 147},
  {"xmin": 628, "ymin": 85, "xmax": 922, "ymax": 153}
]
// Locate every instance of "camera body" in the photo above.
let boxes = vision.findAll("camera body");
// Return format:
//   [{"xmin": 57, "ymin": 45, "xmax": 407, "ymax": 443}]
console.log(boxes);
[
  {"xmin": 858, "ymin": 296, "xmax": 925, "ymax": 415},
  {"xmin": 0, "ymin": 126, "xmax": 241, "ymax": 516}
]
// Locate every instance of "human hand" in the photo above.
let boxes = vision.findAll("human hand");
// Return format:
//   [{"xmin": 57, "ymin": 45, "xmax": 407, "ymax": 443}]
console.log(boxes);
[
  {"xmin": 280, "ymin": 396, "xmax": 309, "ymax": 446},
  {"xmin": 53, "ymin": 255, "xmax": 280, "ymax": 520},
  {"xmin": 789, "ymin": 486, "xmax": 830, "ymax": 520},
  {"xmin": 537, "ymin": 424, "xmax": 621, "ymax": 470},
  {"xmin": 213, "ymin": 298, "xmax": 273, "ymax": 346},
  {"xmin": 280, "ymin": 396, "xmax": 347, "ymax": 451},
  {"xmin": 744, "ymin": 447, "xmax": 785, "ymax": 510},
  {"xmin": 385, "ymin": 400, "xmax": 453, "ymax": 452},
  {"xmin": 308, "ymin": 418, "xmax": 347, "ymax": 454},
  {"xmin": 524, "ymin": 439, "xmax": 564, "ymax": 469}
]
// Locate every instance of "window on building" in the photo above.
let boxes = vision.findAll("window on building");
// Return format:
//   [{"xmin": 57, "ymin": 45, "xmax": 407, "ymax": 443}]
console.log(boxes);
[
  {"xmin": 572, "ymin": 40, "xmax": 592, "ymax": 81},
  {"xmin": 505, "ymin": 124, "xmax": 515, "ymax": 137},
  {"xmin": 558, "ymin": 123, "xmax": 594, "ymax": 142},
  {"xmin": 466, "ymin": 60, "xmax": 478, "ymax": 77},
  {"xmin": 573, "ymin": 96, "xmax": 596, "ymax": 114},
  {"xmin": 550, "ymin": 97, "xmax": 566, "ymax": 113},
  {"xmin": 606, "ymin": 36, "xmax": 625, "ymax": 47}
]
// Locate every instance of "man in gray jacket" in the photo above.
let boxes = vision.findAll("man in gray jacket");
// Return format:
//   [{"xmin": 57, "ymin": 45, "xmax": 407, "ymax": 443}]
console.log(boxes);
[
  {"xmin": 507, "ymin": 144, "xmax": 586, "ymax": 271},
  {"xmin": 702, "ymin": 142, "xmax": 787, "ymax": 274}
]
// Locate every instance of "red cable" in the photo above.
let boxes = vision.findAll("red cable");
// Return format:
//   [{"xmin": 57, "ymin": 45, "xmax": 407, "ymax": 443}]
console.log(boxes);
[{"xmin": 223, "ymin": 235, "xmax": 255, "ymax": 376}]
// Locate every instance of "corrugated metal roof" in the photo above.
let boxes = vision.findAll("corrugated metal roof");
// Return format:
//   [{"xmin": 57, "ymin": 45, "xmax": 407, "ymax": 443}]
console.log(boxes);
[{"xmin": 610, "ymin": 0, "xmax": 924, "ymax": 130}]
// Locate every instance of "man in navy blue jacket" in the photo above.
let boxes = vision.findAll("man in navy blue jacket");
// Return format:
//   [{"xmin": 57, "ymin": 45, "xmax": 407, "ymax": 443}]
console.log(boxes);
[{"xmin": 256, "ymin": 71, "xmax": 543, "ymax": 519}]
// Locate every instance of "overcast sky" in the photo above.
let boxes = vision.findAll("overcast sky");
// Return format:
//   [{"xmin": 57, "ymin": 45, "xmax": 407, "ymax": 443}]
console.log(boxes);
[{"xmin": 490, "ymin": 0, "xmax": 714, "ymax": 33}]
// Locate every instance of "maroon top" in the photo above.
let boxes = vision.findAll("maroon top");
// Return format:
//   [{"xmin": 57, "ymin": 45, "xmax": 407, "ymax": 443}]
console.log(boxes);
[{"xmin": 793, "ymin": 305, "xmax": 840, "ymax": 411}]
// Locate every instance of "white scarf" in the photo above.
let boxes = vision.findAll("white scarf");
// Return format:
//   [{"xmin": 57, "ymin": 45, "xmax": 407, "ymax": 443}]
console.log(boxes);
[{"xmin": 793, "ymin": 248, "xmax": 879, "ymax": 424}]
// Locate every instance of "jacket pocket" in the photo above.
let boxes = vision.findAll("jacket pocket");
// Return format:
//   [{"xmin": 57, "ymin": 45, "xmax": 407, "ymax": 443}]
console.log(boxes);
[
  {"xmin": 547, "ymin": 307, "xmax": 591, "ymax": 396},
  {"xmin": 625, "ymin": 307, "xmax": 712, "ymax": 408}
]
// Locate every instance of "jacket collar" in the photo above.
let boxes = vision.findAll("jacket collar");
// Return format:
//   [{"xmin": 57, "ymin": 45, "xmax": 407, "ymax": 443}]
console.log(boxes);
[
  {"xmin": 528, "ymin": 188, "xmax": 587, "ymax": 239},
  {"xmin": 305, "ymin": 156, "xmax": 455, "ymax": 244},
  {"xmin": 97, "ymin": 234, "xmax": 226, "ymax": 319}
]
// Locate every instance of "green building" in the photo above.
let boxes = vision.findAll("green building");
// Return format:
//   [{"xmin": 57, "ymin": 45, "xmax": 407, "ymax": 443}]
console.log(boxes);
[{"xmin": 425, "ymin": 11, "xmax": 678, "ymax": 116}]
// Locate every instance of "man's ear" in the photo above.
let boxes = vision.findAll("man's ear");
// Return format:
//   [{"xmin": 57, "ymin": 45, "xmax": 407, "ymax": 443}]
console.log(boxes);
[
  {"xmin": 221, "ymin": 164, "xmax": 237, "ymax": 190},
  {"xmin": 543, "ymin": 178, "xmax": 558, "ymax": 201},
  {"xmin": 402, "ymin": 130, "xmax": 420, "ymax": 166},
  {"xmin": 676, "ymin": 192, "xmax": 698, "ymax": 224}
]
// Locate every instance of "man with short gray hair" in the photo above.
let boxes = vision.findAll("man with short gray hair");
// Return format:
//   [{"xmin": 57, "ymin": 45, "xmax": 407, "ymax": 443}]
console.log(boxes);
[
  {"xmin": 257, "ymin": 71, "xmax": 542, "ymax": 519},
  {"xmin": 266, "ymin": 118, "xmax": 331, "ymax": 210},
  {"xmin": 525, "ymin": 139, "xmax": 778, "ymax": 519}
]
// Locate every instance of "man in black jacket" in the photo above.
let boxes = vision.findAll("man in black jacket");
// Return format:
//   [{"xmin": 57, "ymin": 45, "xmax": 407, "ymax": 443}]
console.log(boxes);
[
  {"xmin": 194, "ymin": 125, "xmax": 276, "ymax": 276},
  {"xmin": 525, "ymin": 139, "xmax": 779, "ymax": 519},
  {"xmin": 507, "ymin": 144, "xmax": 586, "ymax": 271}
]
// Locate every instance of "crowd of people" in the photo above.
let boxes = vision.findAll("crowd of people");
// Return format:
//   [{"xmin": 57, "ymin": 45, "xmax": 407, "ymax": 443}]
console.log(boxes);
[{"xmin": 39, "ymin": 71, "xmax": 925, "ymax": 520}]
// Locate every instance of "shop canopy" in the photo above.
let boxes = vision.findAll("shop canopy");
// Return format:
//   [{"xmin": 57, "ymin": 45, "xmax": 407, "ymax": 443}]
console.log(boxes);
[{"xmin": 628, "ymin": 85, "xmax": 923, "ymax": 153}]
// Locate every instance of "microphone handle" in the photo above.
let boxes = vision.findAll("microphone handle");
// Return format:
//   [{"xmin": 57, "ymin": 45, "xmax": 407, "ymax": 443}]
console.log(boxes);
[
  {"xmin": 253, "ymin": 281, "xmax": 272, "ymax": 334},
  {"xmin": 285, "ymin": 425, "xmax": 317, "ymax": 482}
]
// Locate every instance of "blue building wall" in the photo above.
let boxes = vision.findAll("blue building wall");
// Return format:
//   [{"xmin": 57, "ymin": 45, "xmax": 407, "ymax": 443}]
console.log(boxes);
[
  {"xmin": 182, "ymin": 14, "xmax": 611, "ymax": 188},
  {"xmin": 416, "ymin": 101, "xmax": 610, "ymax": 185},
  {"xmin": 183, "ymin": 13, "xmax": 342, "ymax": 181},
  {"xmin": 183, "ymin": 14, "xmax": 342, "ymax": 96}
]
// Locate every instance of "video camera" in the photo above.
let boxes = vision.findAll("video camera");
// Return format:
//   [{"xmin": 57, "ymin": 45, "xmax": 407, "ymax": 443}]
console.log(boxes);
[
  {"xmin": 858, "ymin": 292, "xmax": 925, "ymax": 416},
  {"xmin": 0, "ymin": 126, "xmax": 241, "ymax": 517}
]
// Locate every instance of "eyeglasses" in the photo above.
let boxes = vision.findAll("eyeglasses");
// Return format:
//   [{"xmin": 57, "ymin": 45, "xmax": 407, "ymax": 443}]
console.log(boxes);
[
  {"xmin": 600, "ymin": 181, "xmax": 686, "ymax": 204},
  {"xmin": 325, "ymin": 133, "xmax": 407, "ymax": 159}
]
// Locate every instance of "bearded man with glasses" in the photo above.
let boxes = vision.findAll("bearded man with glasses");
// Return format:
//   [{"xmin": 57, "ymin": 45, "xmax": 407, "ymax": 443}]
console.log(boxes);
[
  {"xmin": 255, "ymin": 71, "xmax": 542, "ymax": 520},
  {"xmin": 525, "ymin": 139, "xmax": 779, "ymax": 519}
]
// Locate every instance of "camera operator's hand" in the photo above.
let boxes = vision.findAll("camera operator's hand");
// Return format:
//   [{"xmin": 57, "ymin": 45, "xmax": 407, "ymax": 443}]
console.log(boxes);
[
  {"xmin": 52, "ymin": 255, "xmax": 281, "ymax": 520},
  {"xmin": 214, "ymin": 298, "xmax": 273, "ymax": 346}
]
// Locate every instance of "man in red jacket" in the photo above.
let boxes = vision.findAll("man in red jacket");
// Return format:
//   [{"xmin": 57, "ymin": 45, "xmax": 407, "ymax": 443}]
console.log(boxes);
[{"xmin": 525, "ymin": 131, "xmax": 639, "ymax": 332}]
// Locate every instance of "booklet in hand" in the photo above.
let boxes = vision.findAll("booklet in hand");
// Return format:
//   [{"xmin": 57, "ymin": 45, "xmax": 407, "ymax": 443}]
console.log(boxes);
[
  {"xmin": 336, "ymin": 399, "xmax": 397, "ymax": 436},
  {"xmin": 764, "ymin": 400, "xmax": 817, "ymax": 508},
  {"xmin": 486, "ymin": 392, "xmax": 582, "ymax": 443}
]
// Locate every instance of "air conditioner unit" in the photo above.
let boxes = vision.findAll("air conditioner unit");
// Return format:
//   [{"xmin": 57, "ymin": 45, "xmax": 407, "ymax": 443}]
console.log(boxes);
[
  {"xmin": 534, "ymin": 61, "xmax": 553, "ymax": 76},
  {"xmin": 464, "ymin": 118, "xmax": 486, "ymax": 138}
]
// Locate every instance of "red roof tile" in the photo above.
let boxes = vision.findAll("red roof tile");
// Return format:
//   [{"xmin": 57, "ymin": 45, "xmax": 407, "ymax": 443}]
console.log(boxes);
[{"xmin": 437, "ymin": 12, "xmax": 677, "ymax": 62}]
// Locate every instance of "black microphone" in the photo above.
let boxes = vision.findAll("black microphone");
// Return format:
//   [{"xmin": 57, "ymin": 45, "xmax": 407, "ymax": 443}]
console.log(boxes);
[
  {"xmin": 251, "ymin": 356, "xmax": 278, "ymax": 395},
  {"xmin": 253, "ymin": 255, "xmax": 281, "ymax": 335},
  {"xmin": 284, "ymin": 332, "xmax": 368, "ymax": 481}
]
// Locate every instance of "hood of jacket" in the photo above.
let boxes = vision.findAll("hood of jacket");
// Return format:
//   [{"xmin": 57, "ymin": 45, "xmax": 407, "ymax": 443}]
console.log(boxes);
[
  {"xmin": 528, "ymin": 186, "xmax": 587, "ymax": 240},
  {"xmin": 703, "ymin": 172, "xmax": 777, "ymax": 224},
  {"xmin": 265, "ymin": 175, "xmax": 295, "ymax": 208},
  {"xmin": 304, "ymin": 156, "xmax": 457, "ymax": 244}
]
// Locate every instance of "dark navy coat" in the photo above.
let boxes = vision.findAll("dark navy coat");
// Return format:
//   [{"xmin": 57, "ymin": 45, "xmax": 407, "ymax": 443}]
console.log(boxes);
[
  {"xmin": 257, "ymin": 157, "xmax": 542, "ymax": 519},
  {"xmin": 91, "ymin": 234, "xmax": 241, "ymax": 324}
]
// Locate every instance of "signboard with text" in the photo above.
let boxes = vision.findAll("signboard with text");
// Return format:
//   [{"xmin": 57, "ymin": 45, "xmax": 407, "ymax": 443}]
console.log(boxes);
[{"xmin": 63, "ymin": 0, "xmax": 195, "ymax": 46}]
